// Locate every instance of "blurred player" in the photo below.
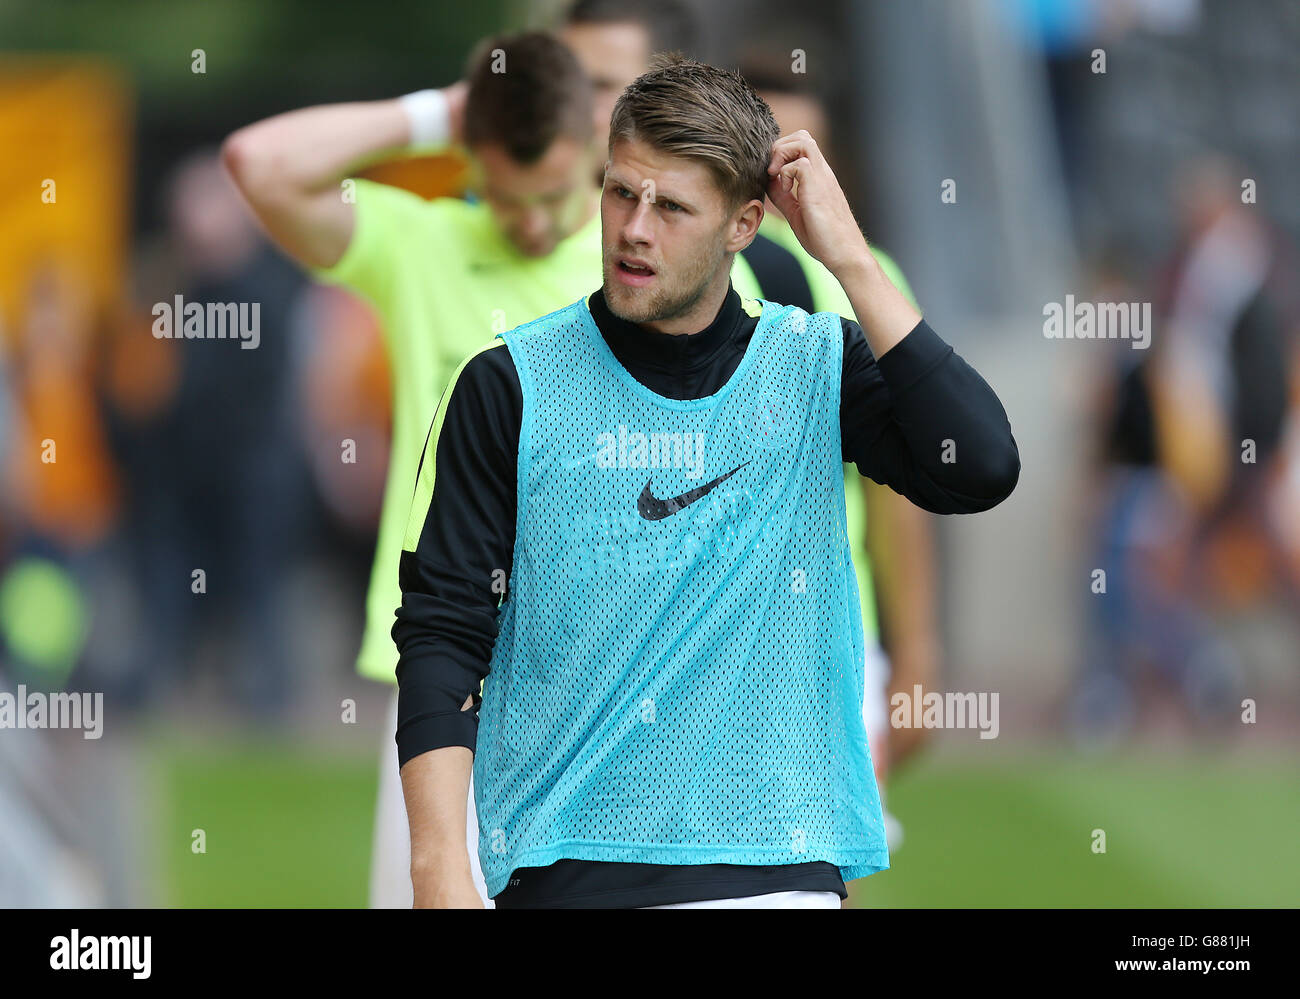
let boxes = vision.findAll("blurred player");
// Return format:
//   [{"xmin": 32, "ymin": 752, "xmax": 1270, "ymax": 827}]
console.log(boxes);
[
  {"xmin": 223, "ymin": 32, "xmax": 605, "ymax": 908},
  {"xmin": 557, "ymin": 0, "xmax": 701, "ymax": 180}
]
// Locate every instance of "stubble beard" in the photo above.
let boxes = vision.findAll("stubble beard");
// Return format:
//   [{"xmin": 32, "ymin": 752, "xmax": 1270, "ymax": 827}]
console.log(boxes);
[{"xmin": 602, "ymin": 236, "xmax": 728, "ymax": 326}]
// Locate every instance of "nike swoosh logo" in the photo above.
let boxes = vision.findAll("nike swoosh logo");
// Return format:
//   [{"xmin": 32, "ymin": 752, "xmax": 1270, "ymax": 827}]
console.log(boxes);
[{"xmin": 637, "ymin": 463, "xmax": 749, "ymax": 521}]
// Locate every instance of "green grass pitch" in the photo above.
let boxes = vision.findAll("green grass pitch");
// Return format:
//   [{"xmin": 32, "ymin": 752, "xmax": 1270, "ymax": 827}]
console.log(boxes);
[{"xmin": 148, "ymin": 740, "xmax": 1298, "ymax": 908}]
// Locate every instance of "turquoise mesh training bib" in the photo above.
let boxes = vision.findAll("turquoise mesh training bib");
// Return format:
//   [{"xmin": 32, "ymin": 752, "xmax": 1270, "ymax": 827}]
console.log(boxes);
[{"xmin": 475, "ymin": 295, "xmax": 890, "ymax": 896}]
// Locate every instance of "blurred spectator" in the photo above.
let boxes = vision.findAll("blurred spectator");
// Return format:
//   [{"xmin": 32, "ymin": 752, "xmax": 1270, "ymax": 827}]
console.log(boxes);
[
  {"xmin": 295, "ymin": 284, "xmax": 389, "ymax": 538},
  {"xmin": 5, "ymin": 262, "xmax": 120, "ymax": 551},
  {"xmin": 0, "ymin": 261, "xmax": 117, "ymax": 691},
  {"xmin": 998, "ymin": 0, "xmax": 1203, "ymax": 239},
  {"xmin": 0, "ymin": 314, "xmax": 18, "ymax": 541},
  {"xmin": 111, "ymin": 150, "xmax": 308, "ymax": 716},
  {"xmin": 1071, "ymin": 153, "xmax": 1299, "ymax": 741}
]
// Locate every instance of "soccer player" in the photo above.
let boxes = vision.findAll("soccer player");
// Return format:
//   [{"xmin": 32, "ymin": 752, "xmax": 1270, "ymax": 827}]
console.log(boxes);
[{"xmin": 395, "ymin": 55, "xmax": 1020, "ymax": 909}]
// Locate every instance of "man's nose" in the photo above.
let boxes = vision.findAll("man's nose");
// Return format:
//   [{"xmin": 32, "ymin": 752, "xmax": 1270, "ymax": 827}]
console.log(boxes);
[
  {"xmin": 520, "ymin": 207, "xmax": 548, "ymax": 239},
  {"xmin": 622, "ymin": 196, "xmax": 655, "ymax": 245}
]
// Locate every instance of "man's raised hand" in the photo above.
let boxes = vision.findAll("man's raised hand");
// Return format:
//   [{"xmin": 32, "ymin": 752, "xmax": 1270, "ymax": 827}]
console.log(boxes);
[{"xmin": 765, "ymin": 130, "xmax": 870, "ymax": 279}]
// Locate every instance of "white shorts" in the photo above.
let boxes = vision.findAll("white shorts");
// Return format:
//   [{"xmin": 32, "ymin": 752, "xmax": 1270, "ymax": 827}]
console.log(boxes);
[
  {"xmin": 863, "ymin": 640, "xmax": 890, "ymax": 741},
  {"xmin": 641, "ymin": 890, "xmax": 842, "ymax": 909},
  {"xmin": 370, "ymin": 642, "xmax": 894, "ymax": 908}
]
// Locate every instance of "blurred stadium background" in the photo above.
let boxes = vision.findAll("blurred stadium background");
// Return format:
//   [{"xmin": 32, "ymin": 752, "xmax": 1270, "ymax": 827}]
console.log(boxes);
[{"xmin": 1, "ymin": 0, "xmax": 1297, "ymax": 907}]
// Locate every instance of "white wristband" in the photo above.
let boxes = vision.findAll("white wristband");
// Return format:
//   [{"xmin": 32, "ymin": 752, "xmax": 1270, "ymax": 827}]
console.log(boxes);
[{"xmin": 398, "ymin": 88, "xmax": 451, "ymax": 151}]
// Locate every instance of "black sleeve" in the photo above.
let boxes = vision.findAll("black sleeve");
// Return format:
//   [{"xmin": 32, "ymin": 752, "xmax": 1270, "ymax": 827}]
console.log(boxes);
[
  {"xmin": 391, "ymin": 343, "xmax": 522, "ymax": 767},
  {"xmin": 840, "ymin": 318, "xmax": 1020, "ymax": 513}
]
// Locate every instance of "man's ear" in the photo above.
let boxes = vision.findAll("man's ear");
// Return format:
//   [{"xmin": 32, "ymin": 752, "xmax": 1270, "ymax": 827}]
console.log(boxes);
[
  {"xmin": 592, "ymin": 155, "xmax": 611, "ymax": 189},
  {"xmin": 726, "ymin": 198, "xmax": 765, "ymax": 253}
]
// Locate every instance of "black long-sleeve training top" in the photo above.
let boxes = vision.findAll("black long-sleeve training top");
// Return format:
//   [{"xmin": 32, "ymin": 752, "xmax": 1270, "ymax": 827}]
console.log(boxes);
[{"xmin": 393, "ymin": 282, "xmax": 1020, "ymax": 908}]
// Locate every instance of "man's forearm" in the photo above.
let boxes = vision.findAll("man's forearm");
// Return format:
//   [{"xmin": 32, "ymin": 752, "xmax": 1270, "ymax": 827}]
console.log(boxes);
[
  {"xmin": 400, "ymin": 744, "xmax": 480, "ymax": 906},
  {"xmin": 833, "ymin": 252, "xmax": 923, "ymax": 361},
  {"xmin": 222, "ymin": 98, "xmax": 423, "ymax": 268},
  {"xmin": 225, "ymin": 99, "xmax": 413, "ymax": 199}
]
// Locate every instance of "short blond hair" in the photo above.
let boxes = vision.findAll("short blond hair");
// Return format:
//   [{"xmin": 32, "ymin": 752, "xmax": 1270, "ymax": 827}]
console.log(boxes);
[{"xmin": 609, "ymin": 53, "xmax": 780, "ymax": 211}]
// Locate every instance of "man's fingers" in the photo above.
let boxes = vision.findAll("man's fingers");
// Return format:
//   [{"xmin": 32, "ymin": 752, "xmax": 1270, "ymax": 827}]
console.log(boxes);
[
  {"xmin": 767, "ymin": 130, "xmax": 820, "ymax": 174},
  {"xmin": 773, "ymin": 128, "xmax": 815, "ymax": 152},
  {"xmin": 767, "ymin": 141, "xmax": 806, "ymax": 174},
  {"xmin": 778, "ymin": 157, "xmax": 813, "ymax": 195},
  {"xmin": 765, "ymin": 171, "xmax": 794, "ymax": 209}
]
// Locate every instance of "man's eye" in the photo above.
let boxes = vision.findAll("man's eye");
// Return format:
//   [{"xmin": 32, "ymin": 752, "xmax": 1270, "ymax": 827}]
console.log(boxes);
[
  {"xmin": 663, "ymin": 201, "xmax": 683, "ymax": 213},
  {"xmin": 615, "ymin": 186, "xmax": 635, "ymax": 199}
]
